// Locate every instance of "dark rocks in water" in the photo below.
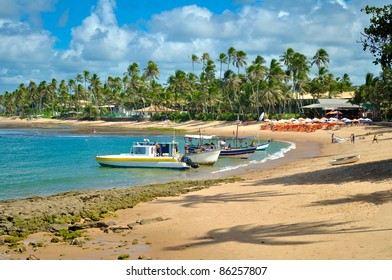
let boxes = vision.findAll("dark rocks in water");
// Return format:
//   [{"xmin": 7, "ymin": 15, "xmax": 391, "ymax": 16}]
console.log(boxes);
[{"xmin": 68, "ymin": 221, "xmax": 113, "ymax": 231}]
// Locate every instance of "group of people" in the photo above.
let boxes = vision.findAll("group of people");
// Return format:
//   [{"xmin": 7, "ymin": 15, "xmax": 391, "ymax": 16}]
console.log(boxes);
[{"xmin": 331, "ymin": 133, "xmax": 378, "ymax": 144}]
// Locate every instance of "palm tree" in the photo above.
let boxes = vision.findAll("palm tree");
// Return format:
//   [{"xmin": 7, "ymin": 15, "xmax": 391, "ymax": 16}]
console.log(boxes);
[
  {"xmin": 201, "ymin": 52, "xmax": 210, "ymax": 70},
  {"xmin": 232, "ymin": 50, "xmax": 248, "ymax": 74},
  {"xmin": 190, "ymin": 54, "xmax": 200, "ymax": 74},
  {"xmin": 311, "ymin": 48, "xmax": 329, "ymax": 69},
  {"xmin": 143, "ymin": 61, "xmax": 160, "ymax": 109},
  {"xmin": 217, "ymin": 53, "xmax": 228, "ymax": 78},
  {"xmin": 68, "ymin": 79, "xmax": 76, "ymax": 111},
  {"xmin": 105, "ymin": 76, "xmax": 123, "ymax": 113},
  {"xmin": 83, "ymin": 70, "xmax": 91, "ymax": 105},
  {"xmin": 281, "ymin": 50, "xmax": 310, "ymax": 108},
  {"xmin": 125, "ymin": 62, "xmax": 140, "ymax": 78},
  {"xmin": 246, "ymin": 55, "xmax": 267, "ymax": 115},
  {"xmin": 200, "ymin": 59, "xmax": 216, "ymax": 113},
  {"xmin": 75, "ymin": 73, "xmax": 83, "ymax": 113},
  {"xmin": 223, "ymin": 70, "xmax": 242, "ymax": 114},
  {"xmin": 167, "ymin": 69, "xmax": 189, "ymax": 111},
  {"xmin": 143, "ymin": 60, "xmax": 160, "ymax": 81},
  {"xmin": 227, "ymin": 47, "xmax": 237, "ymax": 71},
  {"xmin": 48, "ymin": 79, "xmax": 58, "ymax": 116},
  {"xmin": 124, "ymin": 63, "xmax": 142, "ymax": 110},
  {"xmin": 280, "ymin": 48, "xmax": 295, "ymax": 70},
  {"xmin": 27, "ymin": 81, "xmax": 38, "ymax": 115},
  {"xmin": 90, "ymin": 74, "xmax": 102, "ymax": 118}
]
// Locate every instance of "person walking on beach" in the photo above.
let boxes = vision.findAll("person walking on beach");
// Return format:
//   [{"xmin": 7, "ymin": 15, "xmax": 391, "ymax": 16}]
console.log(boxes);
[
  {"xmin": 350, "ymin": 134, "xmax": 355, "ymax": 144},
  {"xmin": 331, "ymin": 133, "xmax": 335, "ymax": 143},
  {"xmin": 372, "ymin": 133, "xmax": 378, "ymax": 143}
]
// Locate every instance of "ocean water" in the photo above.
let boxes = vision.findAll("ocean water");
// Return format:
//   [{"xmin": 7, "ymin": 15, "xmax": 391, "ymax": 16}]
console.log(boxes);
[{"xmin": 0, "ymin": 126, "xmax": 294, "ymax": 201}]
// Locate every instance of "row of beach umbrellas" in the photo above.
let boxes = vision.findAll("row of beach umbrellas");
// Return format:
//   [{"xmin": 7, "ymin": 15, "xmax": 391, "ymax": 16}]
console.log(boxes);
[{"xmin": 260, "ymin": 117, "xmax": 373, "ymax": 132}]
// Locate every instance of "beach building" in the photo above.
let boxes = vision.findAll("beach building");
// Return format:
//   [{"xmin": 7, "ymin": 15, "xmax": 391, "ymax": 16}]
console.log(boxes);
[{"xmin": 302, "ymin": 98, "xmax": 363, "ymax": 119}]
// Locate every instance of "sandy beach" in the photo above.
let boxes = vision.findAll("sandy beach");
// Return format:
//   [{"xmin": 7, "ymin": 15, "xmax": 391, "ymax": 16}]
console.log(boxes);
[{"xmin": 1, "ymin": 117, "xmax": 392, "ymax": 260}]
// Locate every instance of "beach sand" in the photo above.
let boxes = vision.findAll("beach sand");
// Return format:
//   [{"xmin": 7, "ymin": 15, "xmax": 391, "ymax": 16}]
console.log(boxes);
[{"xmin": 1, "ymin": 117, "xmax": 392, "ymax": 260}]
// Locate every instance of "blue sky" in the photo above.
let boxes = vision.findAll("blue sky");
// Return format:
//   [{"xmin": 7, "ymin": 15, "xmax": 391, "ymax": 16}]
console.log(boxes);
[{"xmin": 0, "ymin": 0, "xmax": 390, "ymax": 93}]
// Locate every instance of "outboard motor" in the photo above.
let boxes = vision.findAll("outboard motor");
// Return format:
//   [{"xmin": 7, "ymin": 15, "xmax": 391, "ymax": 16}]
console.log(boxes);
[{"xmin": 181, "ymin": 156, "xmax": 199, "ymax": 168}]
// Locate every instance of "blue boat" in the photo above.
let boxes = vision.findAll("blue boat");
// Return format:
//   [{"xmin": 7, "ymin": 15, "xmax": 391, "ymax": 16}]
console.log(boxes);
[{"xmin": 219, "ymin": 145, "xmax": 257, "ymax": 156}]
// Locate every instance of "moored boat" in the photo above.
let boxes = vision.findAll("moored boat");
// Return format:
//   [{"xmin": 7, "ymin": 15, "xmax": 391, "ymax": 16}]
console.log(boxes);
[
  {"xmin": 96, "ymin": 140, "xmax": 197, "ymax": 169},
  {"xmin": 186, "ymin": 148, "xmax": 221, "ymax": 165},
  {"xmin": 256, "ymin": 143, "xmax": 269, "ymax": 151},
  {"xmin": 184, "ymin": 134, "xmax": 221, "ymax": 165},
  {"xmin": 219, "ymin": 145, "xmax": 257, "ymax": 156}
]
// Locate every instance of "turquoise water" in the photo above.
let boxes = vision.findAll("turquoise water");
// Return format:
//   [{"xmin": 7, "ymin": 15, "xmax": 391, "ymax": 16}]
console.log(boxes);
[{"xmin": 0, "ymin": 126, "xmax": 293, "ymax": 201}]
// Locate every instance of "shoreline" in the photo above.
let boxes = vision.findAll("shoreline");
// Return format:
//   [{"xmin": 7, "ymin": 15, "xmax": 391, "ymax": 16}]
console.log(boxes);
[
  {"xmin": 0, "ymin": 117, "xmax": 317, "ymax": 201},
  {"xmin": 1, "ymin": 117, "xmax": 392, "ymax": 259}
]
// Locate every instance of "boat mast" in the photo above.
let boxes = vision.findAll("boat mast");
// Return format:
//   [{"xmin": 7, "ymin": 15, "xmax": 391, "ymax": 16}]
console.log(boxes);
[
  {"xmin": 235, "ymin": 116, "xmax": 240, "ymax": 148},
  {"xmin": 198, "ymin": 128, "xmax": 203, "ymax": 147}
]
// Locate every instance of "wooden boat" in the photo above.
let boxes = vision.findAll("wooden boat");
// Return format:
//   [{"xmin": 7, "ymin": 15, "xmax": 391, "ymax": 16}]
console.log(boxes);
[
  {"xmin": 219, "ymin": 145, "xmax": 257, "ymax": 156},
  {"xmin": 256, "ymin": 143, "xmax": 269, "ymax": 151},
  {"xmin": 185, "ymin": 133, "xmax": 257, "ymax": 158},
  {"xmin": 184, "ymin": 134, "xmax": 220, "ymax": 165},
  {"xmin": 329, "ymin": 155, "xmax": 360, "ymax": 165},
  {"xmin": 96, "ymin": 140, "xmax": 197, "ymax": 169},
  {"xmin": 217, "ymin": 119, "xmax": 258, "ymax": 157},
  {"xmin": 186, "ymin": 148, "xmax": 221, "ymax": 165}
]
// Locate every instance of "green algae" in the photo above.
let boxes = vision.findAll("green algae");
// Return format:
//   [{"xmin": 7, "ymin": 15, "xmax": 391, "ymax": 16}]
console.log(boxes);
[{"xmin": 0, "ymin": 177, "xmax": 242, "ymax": 238}]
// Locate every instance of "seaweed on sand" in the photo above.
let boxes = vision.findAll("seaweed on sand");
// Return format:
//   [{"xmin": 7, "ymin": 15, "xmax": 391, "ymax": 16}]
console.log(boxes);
[{"xmin": 0, "ymin": 177, "xmax": 242, "ymax": 238}]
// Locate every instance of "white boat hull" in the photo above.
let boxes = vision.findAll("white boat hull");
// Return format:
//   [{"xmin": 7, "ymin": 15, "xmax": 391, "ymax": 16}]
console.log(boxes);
[
  {"xmin": 186, "ymin": 149, "xmax": 221, "ymax": 165},
  {"xmin": 96, "ymin": 154, "xmax": 190, "ymax": 169},
  {"xmin": 330, "ymin": 155, "xmax": 360, "ymax": 165},
  {"xmin": 256, "ymin": 143, "xmax": 269, "ymax": 151}
]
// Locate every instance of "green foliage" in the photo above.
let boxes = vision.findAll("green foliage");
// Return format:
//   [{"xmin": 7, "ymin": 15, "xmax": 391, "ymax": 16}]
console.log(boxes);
[
  {"xmin": 82, "ymin": 105, "xmax": 98, "ymax": 120},
  {"xmin": 50, "ymin": 237, "xmax": 60, "ymax": 243},
  {"xmin": 170, "ymin": 112, "xmax": 192, "ymax": 122},
  {"xmin": 151, "ymin": 111, "xmax": 192, "ymax": 122},
  {"xmin": 118, "ymin": 254, "xmax": 130, "ymax": 260},
  {"xmin": 217, "ymin": 112, "xmax": 239, "ymax": 121},
  {"xmin": 361, "ymin": 5, "xmax": 392, "ymax": 68},
  {"xmin": 55, "ymin": 229, "xmax": 84, "ymax": 240},
  {"xmin": 4, "ymin": 236, "xmax": 23, "ymax": 245},
  {"xmin": 29, "ymin": 241, "xmax": 44, "ymax": 247},
  {"xmin": 195, "ymin": 112, "xmax": 218, "ymax": 121},
  {"xmin": 1, "ymin": 177, "xmax": 243, "ymax": 240},
  {"xmin": 268, "ymin": 113, "xmax": 300, "ymax": 120}
]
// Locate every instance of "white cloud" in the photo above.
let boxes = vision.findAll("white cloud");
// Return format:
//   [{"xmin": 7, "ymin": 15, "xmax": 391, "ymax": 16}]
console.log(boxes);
[
  {"xmin": 0, "ymin": 0, "xmax": 389, "ymax": 92},
  {"xmin": 148, "ymin": 5, "xmax": 215, "ymax": 40},
  {"xmin": 278, "ymin": 11, "xmax": 290, "ymax": 18},
  {"xmin": 331, "ymin": 0, "xmax": 348, "ymax": 10},
  {"xmin": 66, "ymin": 0, "xmax": 135, "ymax": 62},
  {"xmin": 0, "ymin": 19, "xmax": 55, "ymax": 88}
]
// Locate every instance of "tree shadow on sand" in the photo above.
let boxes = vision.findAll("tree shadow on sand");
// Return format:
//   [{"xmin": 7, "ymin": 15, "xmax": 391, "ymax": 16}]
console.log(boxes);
[
  {"xmin": 164, "ymin": 221, "xmax": 375, "ymax": 251},
  {"xmin": 151, "ymin": 190, "xmax": 296, "ymax": 208},
  {"xmin": 247, "ymin": 158, "xmax": 392, "ymax": 186},
  {"xmin": 309, "ymin": 189, "xmax": 392, "ymax": 207}
]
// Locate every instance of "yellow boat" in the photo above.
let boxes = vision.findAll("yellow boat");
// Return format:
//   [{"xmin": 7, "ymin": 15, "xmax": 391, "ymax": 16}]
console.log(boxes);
[{"xmin": 96, "ymin": 141, "xmax": 195, "ymax": 169}]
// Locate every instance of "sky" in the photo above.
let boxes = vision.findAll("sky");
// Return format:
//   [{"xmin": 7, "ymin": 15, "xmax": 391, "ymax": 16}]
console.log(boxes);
[{"xmin": 0, "ymin": 0, "xmax": 390, "ymax": 93}]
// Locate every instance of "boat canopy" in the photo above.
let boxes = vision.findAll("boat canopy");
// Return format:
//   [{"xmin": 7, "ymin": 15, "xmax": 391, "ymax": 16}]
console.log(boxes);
[{"xmin": 184, "ymin": 134, "xmax": 216, "ymax": 140}]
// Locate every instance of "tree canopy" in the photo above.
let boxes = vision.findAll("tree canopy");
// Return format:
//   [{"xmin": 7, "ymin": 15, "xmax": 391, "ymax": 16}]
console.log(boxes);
[
  {"xmin": 360, "ymin": 5, "xmax": 392, "ymax": 68},
  {"xmin": 0, "ymin": 47, "xmax": 356, "ymax": 121}
]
